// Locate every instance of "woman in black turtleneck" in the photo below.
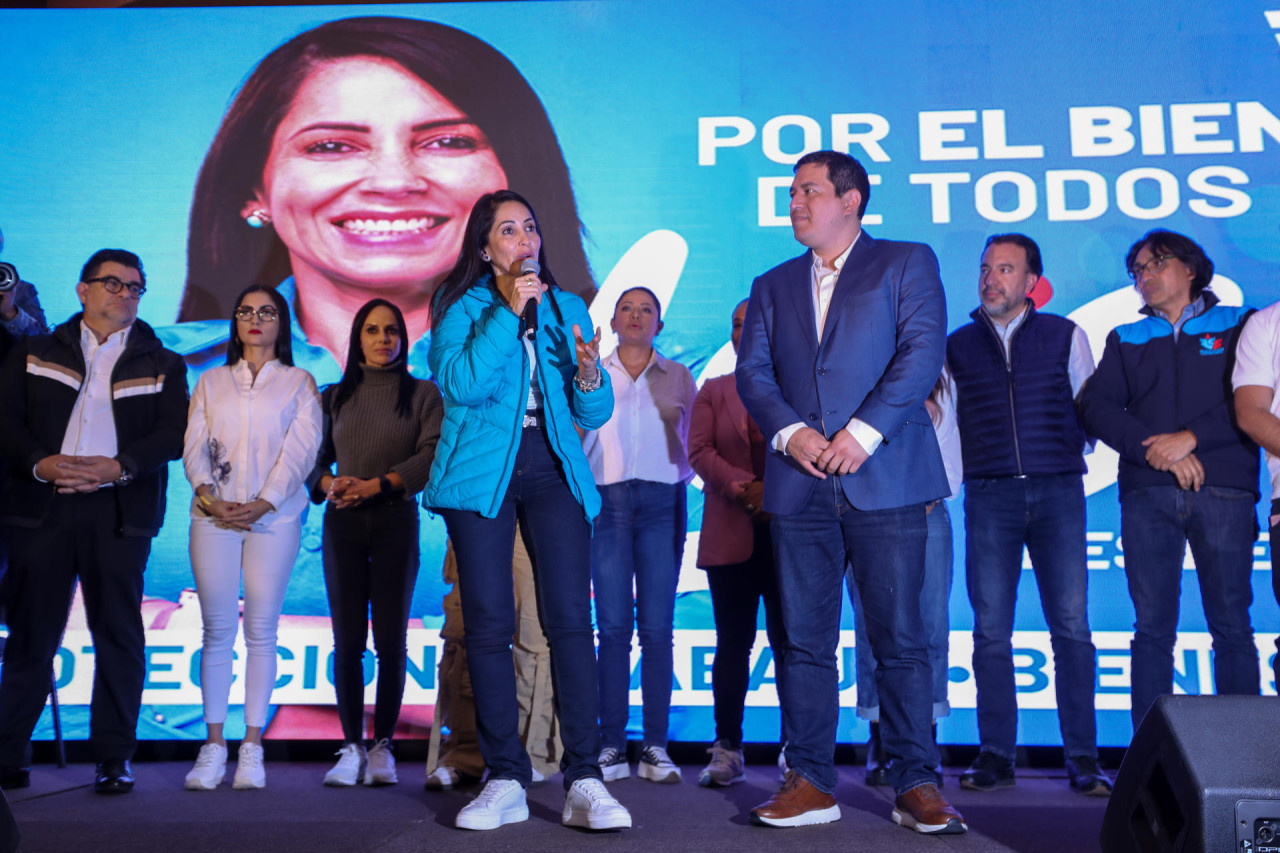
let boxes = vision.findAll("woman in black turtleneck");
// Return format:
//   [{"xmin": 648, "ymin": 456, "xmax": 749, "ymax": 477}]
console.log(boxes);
[{"xmin": 307, "ymin": 298, "xmax": 442, "ymax": 788}]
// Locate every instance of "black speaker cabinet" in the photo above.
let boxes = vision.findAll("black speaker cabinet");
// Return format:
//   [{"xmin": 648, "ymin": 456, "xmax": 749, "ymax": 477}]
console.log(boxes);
[{"xmin": 1101, "ymin": 695, "xmax": 1280, "ymax": 853}]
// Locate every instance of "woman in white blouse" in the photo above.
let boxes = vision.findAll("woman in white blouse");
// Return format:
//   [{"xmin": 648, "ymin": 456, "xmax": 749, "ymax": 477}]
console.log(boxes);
[
  {"xmin": 181, "ymin": 285, "xmax": 322, "ymax": 790},
  {"xmin": 582, "ymin": 287, "xmax": 695, "ymax": 784}
]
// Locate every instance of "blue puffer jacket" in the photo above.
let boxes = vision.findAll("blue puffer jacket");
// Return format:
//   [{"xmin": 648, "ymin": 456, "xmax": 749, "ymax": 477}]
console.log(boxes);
[{"xmin": 425, "ymin": 276, "xmax": 613, "ymax": 522}]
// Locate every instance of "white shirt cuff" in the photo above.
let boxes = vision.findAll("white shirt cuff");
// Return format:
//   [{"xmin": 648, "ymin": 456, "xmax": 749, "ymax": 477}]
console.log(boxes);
[
  {"xmin": 844, "ymin": 418, "xmax": 883, "ymax": 455},
  {"xmin": 772, "ymin": 422, "xmax": 805, "ymax": 455}
]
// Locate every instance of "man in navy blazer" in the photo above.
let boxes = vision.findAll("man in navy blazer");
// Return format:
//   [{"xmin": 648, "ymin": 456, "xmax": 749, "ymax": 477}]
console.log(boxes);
[{"xmin": 736, "ymin": 150, "xmax": 964, "ymax": 834}]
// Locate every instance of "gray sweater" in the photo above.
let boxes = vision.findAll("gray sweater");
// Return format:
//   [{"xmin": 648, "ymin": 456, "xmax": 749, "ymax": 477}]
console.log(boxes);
[{"xmin": 308, "ymin": 365, "xmax": 443, "ymax": 502}]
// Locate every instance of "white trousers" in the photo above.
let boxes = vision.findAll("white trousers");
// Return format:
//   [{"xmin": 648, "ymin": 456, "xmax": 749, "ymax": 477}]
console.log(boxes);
[{"xmin": 189, "ymin": 518, "xmax": 300, "ymax": 727}]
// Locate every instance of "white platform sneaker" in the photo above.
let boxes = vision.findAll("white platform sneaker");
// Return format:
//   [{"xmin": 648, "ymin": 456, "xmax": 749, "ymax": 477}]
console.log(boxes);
[
  {"xmin": 562, "ymin": 777, "xmax": 631, "ymax": 830},
  {"xmin": 455, "ymin": 779, "xmax": 529, "ymax": 830}
]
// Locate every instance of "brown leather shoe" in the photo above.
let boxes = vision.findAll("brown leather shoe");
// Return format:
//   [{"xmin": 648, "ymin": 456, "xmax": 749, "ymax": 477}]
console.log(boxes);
[
  {"xmin": 892, "ymin": 783, "xmax": 967, "ymax": 834},
  {"xmin": 750, "ymin": 771, "xmax": 841, "ymax": 827}
]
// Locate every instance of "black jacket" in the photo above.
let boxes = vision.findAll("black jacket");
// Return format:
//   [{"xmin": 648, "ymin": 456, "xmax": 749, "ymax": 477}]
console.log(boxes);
[
  {"xmin": 1078, "ymin": 293, "xmax": 1258, "ymax": 498},
  {"xmin": 0, "ymin": 314, "xmax": 188, "ymax": 536}
]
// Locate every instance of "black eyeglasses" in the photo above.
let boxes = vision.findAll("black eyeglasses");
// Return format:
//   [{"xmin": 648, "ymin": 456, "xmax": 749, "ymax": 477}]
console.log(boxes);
[
  {"xmin": 86, "ymin": 275, "xmax": 145, "ymax": 298},
  {"xmin": 1128, "ymin": 254, "xmax": 1175, "ymax": 281},
  {"xmin": 234, "ymin": 305, "xmax": 280, "ymax": 322}
]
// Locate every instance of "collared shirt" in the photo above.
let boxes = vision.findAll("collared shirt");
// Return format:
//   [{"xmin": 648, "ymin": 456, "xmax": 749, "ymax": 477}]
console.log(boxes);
[
  {"xmin": 59, "ymin": 321, "xmax": 130, "ymax": 458},
  {"xmin": 810, "ymin": 237, "xmax": 857, "ymax": 344},
  {"xmin": 773, "ymin": 233, "xmax": 885, "ymax": 458},
  {"xmin": 1144, "ymin": 295, "xmax": 1206, "ymax": 341},
  {"xmin": 183, "ymin": 358, "xmax": 323, "ymax": 525},
  {"xmin": 583, "ymin": 348, "xmax": 695, "ymax": 486}
]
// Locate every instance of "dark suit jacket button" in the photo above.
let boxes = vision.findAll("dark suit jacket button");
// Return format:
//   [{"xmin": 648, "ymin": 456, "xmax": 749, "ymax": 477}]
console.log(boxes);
[
  {"xmin": 817, "ymin": 367, "xmax": 827, "ymax": 375},
  {"xmin": 808, "ymin": 413, "xmax": 818, "ymax": 420}
]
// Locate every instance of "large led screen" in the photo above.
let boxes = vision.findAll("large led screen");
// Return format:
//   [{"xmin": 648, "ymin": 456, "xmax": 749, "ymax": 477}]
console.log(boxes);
[{"xmin": 1, "ymin": 1, "xmax": 1278, "ymax": 748}]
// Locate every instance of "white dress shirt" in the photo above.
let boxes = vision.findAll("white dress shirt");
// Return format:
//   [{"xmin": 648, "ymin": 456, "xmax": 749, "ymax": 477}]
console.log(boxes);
[
  {"xmin": 183, "ymin": 359, "xmax": 323, "ymax": 525},
  {"xmin": 583, "ymin": 348, "xmax": 695, "ymax": 486},
  {"xmin": 772, "ymin": 233, "xmax": 885, "ymax": 458},
  {"xmin": 931, "ymin": 383, "xmax": 964, "ymax": 499},
  {"xmin": 1232, "ymin": 301, "xmax": 1280, "ymax": 495},
  {"xmin": 59, "ymin": 322, "xmax": 130, "ymax": 459}
]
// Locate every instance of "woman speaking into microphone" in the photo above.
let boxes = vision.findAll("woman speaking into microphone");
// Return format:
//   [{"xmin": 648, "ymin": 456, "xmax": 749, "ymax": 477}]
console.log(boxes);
[{"xmin": 425, "ymin": 190, "xmax": 631, "ymax": 833}]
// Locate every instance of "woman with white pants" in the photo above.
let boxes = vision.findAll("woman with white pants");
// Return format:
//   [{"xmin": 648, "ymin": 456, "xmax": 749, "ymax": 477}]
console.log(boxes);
[{"xmin": 182, "ymin": 285, "xmax": 322, "ymax": 790}]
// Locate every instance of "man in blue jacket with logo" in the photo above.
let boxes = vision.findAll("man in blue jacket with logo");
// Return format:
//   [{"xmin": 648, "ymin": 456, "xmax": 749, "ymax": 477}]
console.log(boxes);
[{"xmin": 1079, "ymin": 229, "xmax": 1260, "ymax": 730}]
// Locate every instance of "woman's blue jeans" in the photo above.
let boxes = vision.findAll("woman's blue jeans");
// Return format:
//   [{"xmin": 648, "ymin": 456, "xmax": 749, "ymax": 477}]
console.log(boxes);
[
  {"xmin": 438, "ymin": 426, "xmax": 603, "ymax": 789},
  {"xmin": 591, "ymin": 479, "xmax": 684, "ymax": 751}
]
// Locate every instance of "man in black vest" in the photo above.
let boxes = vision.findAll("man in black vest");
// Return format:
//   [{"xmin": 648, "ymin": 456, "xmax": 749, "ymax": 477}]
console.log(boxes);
[
  {"xmin": 0, "ymin": 249, "xmax": 187, "ymax": 793},
  {"xmin": 947, "ymin": 234, "xmax": 1110, "ymax": 796}
]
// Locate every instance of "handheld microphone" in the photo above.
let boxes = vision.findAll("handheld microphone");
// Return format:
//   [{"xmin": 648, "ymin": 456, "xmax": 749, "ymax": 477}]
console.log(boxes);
[
  {"xmin": 0, "ymin": 262, "xmax": 17, "ymax": 294},
  {"xmin": 519, "ymin": 257, "xmax": 540, "ymax": 337}
]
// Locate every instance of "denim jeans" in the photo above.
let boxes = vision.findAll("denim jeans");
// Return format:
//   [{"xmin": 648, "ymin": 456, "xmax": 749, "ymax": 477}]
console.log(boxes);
[
  {"xmin": 438, "ymin": 426, "xmax": 602, "ymax": 789},
  {"xmin": 965, "ymin": 474, "xmax": 1097, "ymax": 759},
  {"xmin": 703, "ymin": 524, "xmax": 787, "ymax": 747},
  {"xmin": 771, "ymin": 478, "xmax": 936, "ymax": 795},
  {"xmin": 849, "ymin": 499, "xmax": 953, "ymax": 722},
  {"xmin": 1121, "ymin": 485, "xmax": 1259, "ymax": 728},
  {"xmin": 591, "ymin": 479, "xmax": 684, "ymax": 750}
]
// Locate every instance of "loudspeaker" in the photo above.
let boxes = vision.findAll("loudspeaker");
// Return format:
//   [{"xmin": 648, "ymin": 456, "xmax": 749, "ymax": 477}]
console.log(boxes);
[{"xmin": 1101, "ymin": 695, "xmax": 1280, "ymax": 853}]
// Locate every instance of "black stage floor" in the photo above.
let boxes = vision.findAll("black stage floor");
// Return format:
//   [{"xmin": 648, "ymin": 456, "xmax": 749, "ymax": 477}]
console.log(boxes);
[{"xmin": 4, "ymin": 756, "xmax": 1106, "ymax": 853}]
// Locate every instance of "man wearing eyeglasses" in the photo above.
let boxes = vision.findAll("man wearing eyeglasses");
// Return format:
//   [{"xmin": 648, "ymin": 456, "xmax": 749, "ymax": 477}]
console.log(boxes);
[
  {"xmin": 1079, "ymin": 229, "xmax": 1260, "ymax": 730},
  {"xmin": 0, "ymin": 249, "xmax": 188, "ymax": 793}
]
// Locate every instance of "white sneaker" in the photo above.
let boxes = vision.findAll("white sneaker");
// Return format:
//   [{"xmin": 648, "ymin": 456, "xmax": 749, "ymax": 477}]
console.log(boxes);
[
  {"xmin": 424, "ymin": 764, "xmax": 474, "ymax": 791},
  {"xmin": 530, "ymin": 766, "xmax": 546, "ymax": 785},
  {"xmin": 598, "ymin": 747, "xmax": 630, "ymax": 782},
  {"xmin": 637, "ymin": 745, "xmax": 681, "ymax": 783},
  {"xmin": 323, "ymin": 743, "xmax": 366, "ymax": 787},
  {"xmin": 184, "ymin": 742, "xmax": 227, "ymax": 790},
  {"xmin": 233, "ymin": 741, "xmax": 265, "ymax": 790},
  {"xmin": 562, "ymin": 777, "xmax": 631, "ymax": 830},
  {"xmin": 364, "ymin": 738, "xmax": 397, "ymax": 786},
  {"xmin": 455, "ymin": 779, "xmax": 528, "ymax": 830}
]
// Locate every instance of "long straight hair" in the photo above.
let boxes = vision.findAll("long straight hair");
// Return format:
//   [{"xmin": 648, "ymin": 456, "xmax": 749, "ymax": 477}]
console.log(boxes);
[
  {"xmin": 226, "ymin": 284, "xmax": 294, "ymax": 366},
  {"xmin": 432, "ymin": 190, "xmax": 564, "ymax": 331},
  {"xmin": 180, "ymin": 16, "xmax": 594, "ymax": 321},
  {"xmin": 331, "ymin": 298, "xmax": 416, "ymax": 419}
]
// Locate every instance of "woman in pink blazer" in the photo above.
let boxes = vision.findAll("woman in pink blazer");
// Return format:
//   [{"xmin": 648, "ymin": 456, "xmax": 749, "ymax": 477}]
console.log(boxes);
[{"xmin": 688, "ymin": 299, "xmax": 786, "ymax": 788}]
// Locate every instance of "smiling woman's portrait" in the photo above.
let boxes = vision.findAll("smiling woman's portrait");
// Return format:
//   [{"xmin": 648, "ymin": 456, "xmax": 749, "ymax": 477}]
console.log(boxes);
[{"xmin": 180, "ymin": 15, "xmax": 594, "ymax": 365}]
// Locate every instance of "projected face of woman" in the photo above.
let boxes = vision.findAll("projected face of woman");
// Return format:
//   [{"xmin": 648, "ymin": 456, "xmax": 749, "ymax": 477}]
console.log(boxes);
[{"xmin": 249, "ymin": 56, "xmax": 507, "ymax": 301}]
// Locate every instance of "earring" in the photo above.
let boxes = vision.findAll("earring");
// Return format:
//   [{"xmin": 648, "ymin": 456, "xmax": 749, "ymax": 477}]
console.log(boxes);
[
  {"xmin": 481, "ymin": 253, "xmax": 491, "ymax": 262},
  {"xmin": 245, "ymin": 209, "xmax": 272, "ymax": 229}
]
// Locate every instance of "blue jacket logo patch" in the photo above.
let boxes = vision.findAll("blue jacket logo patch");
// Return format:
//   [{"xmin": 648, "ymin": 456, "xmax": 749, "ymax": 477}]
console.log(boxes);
[{"xmin": 1199, "ymin": 335, "xmax": 1224, "ymax": 354}]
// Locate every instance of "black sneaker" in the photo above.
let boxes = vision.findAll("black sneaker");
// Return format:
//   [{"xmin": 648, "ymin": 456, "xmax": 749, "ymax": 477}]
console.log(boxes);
[
  {"xmin": 958, "ymin": 751, "xmax": 1015, "ymax": 792},
  {"xmin": 598, "ymin": 746, "xmax": 630, "ymax": 782},
  {"xmin": 1066, "ymin": 755, "xmax": 1112, "ymax": 797}
]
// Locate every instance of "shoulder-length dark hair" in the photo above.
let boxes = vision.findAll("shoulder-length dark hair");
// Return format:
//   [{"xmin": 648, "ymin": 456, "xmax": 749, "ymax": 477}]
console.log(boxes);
[
  {"xmin": 180, "ymin": 15, "xmax": 594, "ymax": 321},
  {"xmin": 227, "ymin": 284, "xmax": 294, "ymax": 366},
  {"xmin": 432, "ymin": 190, "xmax": 564, "ymax": 331},
  {"xmin": 331, "ymin": 298, "xmax": 416, "ymax": 420},
  {"xmin": 1125, "ymin": 229, "xmax": 1215, "ymax": 298}
]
